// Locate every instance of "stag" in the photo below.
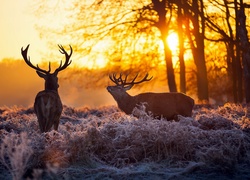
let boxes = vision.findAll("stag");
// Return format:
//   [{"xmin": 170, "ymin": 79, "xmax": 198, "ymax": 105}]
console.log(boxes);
[
  {"xmin": 107, "ymin": 73, "xmax": 194, "ymax": 120},
  {"xmin": 21, "ymin": 44, "xmax": 72, "ymax": 132}
]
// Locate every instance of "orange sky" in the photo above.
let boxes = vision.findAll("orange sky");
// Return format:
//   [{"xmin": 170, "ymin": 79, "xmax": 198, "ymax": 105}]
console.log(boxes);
[
  {"xmin": 0, "ymin": 0, "xmax": 49, "ymax": 62},
  {"xmin": 0, "ymin": 0, "xmax": 177, "ymax": 108},
  {"xmin": 0, "ymin": 0, "xmax": 114, "ymax": 107},
  {"xmin": 0, "ymin": 59, "xmax": 117, "ymax": 108}
]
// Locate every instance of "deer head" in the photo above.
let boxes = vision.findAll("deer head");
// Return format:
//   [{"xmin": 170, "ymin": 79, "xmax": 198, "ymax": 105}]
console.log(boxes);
[{"xmin": 21, "ymin": 44, "xmax": 72, "ymax": 92}]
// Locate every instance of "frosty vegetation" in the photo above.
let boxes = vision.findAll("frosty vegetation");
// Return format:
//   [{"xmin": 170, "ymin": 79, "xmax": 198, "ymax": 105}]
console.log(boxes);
[{"xmin": 0, "ymin": 103, "xmax": 250, "ymax": 179}]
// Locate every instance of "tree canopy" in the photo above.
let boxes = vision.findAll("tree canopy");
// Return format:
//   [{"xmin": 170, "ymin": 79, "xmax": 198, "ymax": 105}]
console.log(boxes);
[{"xmin": 34, "ymin": 0, "xmax": 250, "ymax": 104}]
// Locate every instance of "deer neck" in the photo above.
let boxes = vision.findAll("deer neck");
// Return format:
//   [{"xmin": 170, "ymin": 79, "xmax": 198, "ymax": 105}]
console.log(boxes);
[
  {"xmin": 44, "ymin": 78, "xmax": 59, "ymax": 92},
  {"xmin": 114, "ymin": 92, "xmax": 136, "ymax": 114},
  {"xmin": 45, "ymin": 83, "xmax": 58, "ymax": 92}
]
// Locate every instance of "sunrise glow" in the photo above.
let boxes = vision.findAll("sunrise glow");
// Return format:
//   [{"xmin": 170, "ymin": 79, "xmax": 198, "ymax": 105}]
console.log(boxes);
[
  {"xmin": 166, "ymin": 32, "xmax": 179, "ymax": 52},
  {"xmin": 1, "ymin": 0, "xmax": 243, "ymax": 109},
  {"xmin": 81, "ymin": 54, "xmax": 108, "ymax": 69}
]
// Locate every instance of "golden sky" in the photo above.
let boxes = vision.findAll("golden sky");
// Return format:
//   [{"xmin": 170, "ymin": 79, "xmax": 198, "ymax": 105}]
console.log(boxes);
[
  {"xmin": 0, "ymin": 0, "xmax": 101, "ymax": 67},
  {"xmin": 0, "ymin": 0, "xmax": 179, "ymax": 64},
  {"xmin": 0, "ymin": 0, "xmax": 178, "ymax": 107},
  {"xmin": 0, "ymin": 0, "xmax": 48, "ymax": 62},
  {"xmin": 0, "ymin": 0, "xmax": 113, "ymax": 107}
]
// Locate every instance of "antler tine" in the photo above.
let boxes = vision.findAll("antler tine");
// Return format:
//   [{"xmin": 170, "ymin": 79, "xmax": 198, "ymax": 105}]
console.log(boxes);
[
  {"xmin": 130, "ymin": 73, "xmax": 139, "ymax": 84},
  {"xmin": 129, "ymin": 73, "xmax": 153, "ymax": 86},
  {"xmin": 55, "ymin": 45, "xmax": 73, "ymax": 73},
  {"xmin": 58, "ymin": 44, "xmax": 73, "ymax": 56},
  {"xmin": 109, "ymin": 73, "xmax": 121, "ymax": 85},
  {"xmin": 123, "ymin": 73, "xmax": 129, "ymax": 84},
  {"xmin": 109, "ymin": 73, "xmax": 124, "ymax": 85},
  {"xmin": 21, "ymin": 44, "xmax": 50, "ymax": 74},
  {"xmin": 36, "ymin": 62, "xmax": 51, "ymax": 73},
  {"xmin": 109, "ymin": 73, "xmax": 153, "ymax": 88},
  {"xmin": 109, "ymin": 73, "xmax": 117, "ymax": 84},
  {"xmin": 118, "ymin": 73, "xmax": 123, "ymax": 83},
  {"xmin": 118, "ymin": 73, "xmax": 127, "ymax": 85}
]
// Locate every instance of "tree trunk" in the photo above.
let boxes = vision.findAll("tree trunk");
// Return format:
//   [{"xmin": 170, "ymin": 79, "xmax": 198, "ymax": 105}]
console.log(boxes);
[
  {"xmin": 190, "ymin": 0, "xmax": 209, "ymax": 101},
  {"xmin": 164, "ymin": 41, "xmax": 177, "ymax": 92},
  {"xmin": 153, "ymin": 0, "xmax": 177, "ymax": 92},
  {"xmin": 178, "ymin": 4, "xmax": 186, "ymax": 93},
  {"xmin": 192, "ymin": 41, "xmax": 209, "ymax": 101},
  {"xmin": 235, "ymin": 43, "xmax": 243, "ymax": 102},
  {"xmin": 226, "ymin": 42, "xmax": 238, "ymax": 102},
  {"xmin": 224, "ymin": 0, "xmax": 240, "ymax": 102},
  {"xmin": 237, "ymin": 1, "xmax": 250, "ymax": 103}
]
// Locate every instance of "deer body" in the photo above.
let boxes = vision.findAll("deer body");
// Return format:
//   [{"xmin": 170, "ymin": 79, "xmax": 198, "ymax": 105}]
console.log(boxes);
[
  {"xmin": 34, "ymin": 91, "xmax": 62, "ymax": 132},
  {"xmin": 21, "ymin": 44, "xmax": 72, "ymax": 132},
  {"xmin": 107, "ymin": 74, "xmax": 194, "ymax": 120}
]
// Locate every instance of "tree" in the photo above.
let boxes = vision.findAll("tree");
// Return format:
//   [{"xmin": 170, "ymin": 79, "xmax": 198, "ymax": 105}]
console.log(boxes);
[
  {"xmin": 150, "ymin": 0, "xmax": 177, "ymax": 92},
  {"xmin": 237, "ymin": 0, "xmax": 250, "ymax": 103},
  {"xmin": 35, "ymin": 0, "xmax": 178, "ymax": 91},
  {"xmin": 180, "ymin": 0, "xmax": 209, "ymax": 101},
  {"xmin": 202, "ymin": 0, "xmax": 250, "ymax": 103},
  {"xmin": 201, "ymin": 0, "xmax": 240, "ymax": 102},
  {"xmin": 177, "ymin": 1, "xmax": 186, "ymax": 93},
  {"xmin": 35, "ymin": 0, "xmax": 213, "ymax": 101},
  {"xmin": 69, "ymin": 0, "xmax": 212, "ymax": 97}
]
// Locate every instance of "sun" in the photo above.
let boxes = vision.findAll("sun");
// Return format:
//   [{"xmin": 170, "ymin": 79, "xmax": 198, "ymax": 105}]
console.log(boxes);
[{"xmin": 166, "ymin": 32, "xmax": 179, "ymax": 52}]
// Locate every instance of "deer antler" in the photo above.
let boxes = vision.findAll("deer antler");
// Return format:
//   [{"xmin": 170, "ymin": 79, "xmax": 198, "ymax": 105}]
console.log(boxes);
[
  {"xmin": 109, "ymin": 73, "xmax": 153, "ymax": 90},
  {"xmin": 54, "ymin": 45, "xmax": 73, "ymax": 74},
  {"xmin": 129, "ymin": 73, "xmax": 153, "ymax": 85},
  {"xmin": 109, "ymin": 73, "xmax": 124, "ymax": 85},
  {"xmin": 21, "ymin": 44, "xmax": 51, "ymax": 74}
]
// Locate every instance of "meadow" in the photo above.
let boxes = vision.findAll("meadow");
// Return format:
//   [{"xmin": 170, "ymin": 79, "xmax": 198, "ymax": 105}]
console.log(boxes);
[{"xmin": 0, "ymin": 103, "xmax": 250, "ymax": 179}]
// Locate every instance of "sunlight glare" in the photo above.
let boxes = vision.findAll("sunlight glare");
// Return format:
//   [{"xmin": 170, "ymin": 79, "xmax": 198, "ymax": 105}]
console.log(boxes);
[
  {"xmin": 166, "ymin": 32, "xmax": 179, "ymax": 51},
  {"xmin": 94, "ymin": 55, "xmax": 107, "ymax": 69},
  {"xmin": 83, "ymin": 40, "xmax": 110, "ymax": 69},
  {"xmin": 80, "ymin": 54, "xmax": 107, "ymax": 69}
]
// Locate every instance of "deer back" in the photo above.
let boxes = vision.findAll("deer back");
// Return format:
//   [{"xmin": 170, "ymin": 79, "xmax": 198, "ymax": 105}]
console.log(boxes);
[
  {"xmin": 134, "ymin": 92, "xmax": 194, "ymax": 119},
  {"xmin": 34, "ymin": 90, "xmax": 63, "ymax": 132}
]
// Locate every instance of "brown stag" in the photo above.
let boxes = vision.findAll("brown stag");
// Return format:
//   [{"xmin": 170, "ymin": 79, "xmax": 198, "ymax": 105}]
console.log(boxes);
[
  {"xmin": 21, "ymin": 44, "xmax": 72, "ymax": 132},
  {"xmin": 107, "ymin": 73, "xmax": 194, "ymax": 120}
]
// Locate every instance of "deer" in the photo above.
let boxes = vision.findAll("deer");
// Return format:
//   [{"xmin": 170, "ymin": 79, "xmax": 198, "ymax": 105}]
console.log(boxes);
[
  {"xmin": 21, "ymin": 44, "xmax": 72, "ymax": 132},
  {"xmin": 107, "ymin": 73, "xmax": 194, "ymax": 120}
]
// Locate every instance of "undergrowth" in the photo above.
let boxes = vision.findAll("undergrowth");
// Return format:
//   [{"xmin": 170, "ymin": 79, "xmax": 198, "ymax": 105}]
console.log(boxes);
[{"xmin": 0, "ymin": 103, "xmax": 250, "ymax": 179}]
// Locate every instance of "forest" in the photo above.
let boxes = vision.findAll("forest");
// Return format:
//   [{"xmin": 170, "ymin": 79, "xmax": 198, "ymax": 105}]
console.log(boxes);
[
  {"xmin": 2, "ymin": 0, "xmax": 250, "ymax": 179},
  {"xmin": 33, "ymin": 0, "xmax": 250, "ymax": 104}
]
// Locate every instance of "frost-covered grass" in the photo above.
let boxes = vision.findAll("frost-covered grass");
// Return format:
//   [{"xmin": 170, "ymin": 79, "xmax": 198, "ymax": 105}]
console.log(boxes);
[{"xmin": 0, "ymin": 103, "xmax": 250, "ymax": 179}]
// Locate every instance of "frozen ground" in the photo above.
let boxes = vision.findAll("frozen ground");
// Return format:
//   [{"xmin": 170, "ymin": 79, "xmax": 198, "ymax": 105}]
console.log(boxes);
[{"xmin": 0, "ymin": 103, "xmax": 250, "ymax": 179}]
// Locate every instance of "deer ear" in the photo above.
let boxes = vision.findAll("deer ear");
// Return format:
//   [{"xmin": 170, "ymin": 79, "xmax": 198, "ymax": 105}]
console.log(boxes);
[
  {"xmin": 124, "ymin": 85, "xmax": 133, "ymax": 91},
  {"xmin": 36, "ymin": 71, "xmax": 47, "ymax": 79}
]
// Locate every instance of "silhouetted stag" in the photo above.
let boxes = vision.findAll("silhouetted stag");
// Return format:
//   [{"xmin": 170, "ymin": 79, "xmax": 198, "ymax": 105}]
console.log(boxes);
[
  {"xmin": 21, "ymin": 44, "xmax": 72, "ymax": 132},
  {"xmin": 107, "ymin": 73, "xmax": 194, "ymax": 120}
]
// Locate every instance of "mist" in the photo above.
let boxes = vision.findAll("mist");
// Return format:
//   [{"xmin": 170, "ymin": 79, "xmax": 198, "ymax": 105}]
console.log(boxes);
[{"xmin": 0, "ymin": 59, "xmax": 115, "ymax": 108}]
